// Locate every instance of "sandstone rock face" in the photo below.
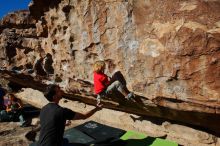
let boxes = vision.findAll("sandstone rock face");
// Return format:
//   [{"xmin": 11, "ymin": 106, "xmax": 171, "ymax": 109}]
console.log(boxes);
[
  {"xmin": 0, "ymin": 11, "xmax": 39, "ymax": 72},
  {"xmin": 0, "ymin": 0, "xmax": 220, "ymax": 126},
  {"xmin": 0, "ymin": 122, "xmax": 32, "ymax": 146}
]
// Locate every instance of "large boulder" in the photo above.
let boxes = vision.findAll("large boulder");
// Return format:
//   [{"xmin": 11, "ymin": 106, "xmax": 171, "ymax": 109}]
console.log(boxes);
[{"xmin": 29, "ymin": 0, "xmax": 220, "ymax": 111}]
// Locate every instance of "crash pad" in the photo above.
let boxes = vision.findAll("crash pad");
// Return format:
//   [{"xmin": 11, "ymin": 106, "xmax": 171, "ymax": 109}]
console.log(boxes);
[
  {"xmin": 120, "ymin": 130, "xmax": 178, "ymax": 146},
  {"xmin": 63, "ymin": 127, "xmax": 95, "ymax": 144},
  {"xmin": 30, "ymin": 121, "xmax": 178, "ymax": 146},
  {"xmin": 75, "ymin": 121, "xmax": 126, "ymax": 142}
]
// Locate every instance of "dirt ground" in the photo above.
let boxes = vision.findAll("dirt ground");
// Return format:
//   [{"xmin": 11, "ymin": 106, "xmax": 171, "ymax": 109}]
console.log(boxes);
[
  {"xmin": 0, "ymin": 119, "xmax": 84, "ymax": 146},
  {"xmin": 0, "ymin": 122, "xmax": 33, "ymax": 146}
]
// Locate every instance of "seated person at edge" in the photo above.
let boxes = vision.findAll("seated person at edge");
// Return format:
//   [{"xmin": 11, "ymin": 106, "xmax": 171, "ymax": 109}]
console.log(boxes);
[
  {"xmin": 93, "ymin": 60, "xmax": 134, "ymax": 106},
  {"xmin": 37, "ymin": 84, "xmax": 102, "ymax": 146},
  {"xmin": 0, "ymin": 94, "xmax": 26, "ymax": 127}
]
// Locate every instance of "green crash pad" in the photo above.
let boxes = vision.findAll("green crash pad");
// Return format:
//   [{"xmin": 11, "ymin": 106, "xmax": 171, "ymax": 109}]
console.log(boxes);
[{"xmin": 120, "ymin": 131, "xmax": 178, "ymax": 146}]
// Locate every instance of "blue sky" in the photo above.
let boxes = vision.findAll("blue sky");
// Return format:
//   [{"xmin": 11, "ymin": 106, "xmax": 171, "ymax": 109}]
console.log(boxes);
[{"xmin": 0, "ymin": 0, "xmax": 31, "ymax": 19}]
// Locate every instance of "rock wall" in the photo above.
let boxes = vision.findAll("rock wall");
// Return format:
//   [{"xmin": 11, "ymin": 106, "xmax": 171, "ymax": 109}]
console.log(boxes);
[
  {"xmin": 0, "ymin": 1, "xmax": 220, "ymax": 112},
  {"xmin": 0, "ymin": 10, "xmax": 39, "ymax": 72}
]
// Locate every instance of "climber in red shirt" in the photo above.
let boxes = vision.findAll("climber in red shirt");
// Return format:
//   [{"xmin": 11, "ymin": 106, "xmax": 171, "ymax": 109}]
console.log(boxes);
[{"xmin": 93, "ymin": 60, "xmax": 134, "ymax": 106}]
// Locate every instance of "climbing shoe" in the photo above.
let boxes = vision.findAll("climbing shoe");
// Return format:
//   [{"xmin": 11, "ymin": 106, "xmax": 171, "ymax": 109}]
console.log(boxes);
[{"xmin": 125, "ymin": 92, "xmax": 135, "ymax": 100}]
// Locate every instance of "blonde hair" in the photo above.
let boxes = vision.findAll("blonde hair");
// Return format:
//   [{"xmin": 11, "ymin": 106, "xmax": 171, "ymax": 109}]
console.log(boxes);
[{"xmin": 93, "ymin": 61, "xmax": 105, "ymax": 73}]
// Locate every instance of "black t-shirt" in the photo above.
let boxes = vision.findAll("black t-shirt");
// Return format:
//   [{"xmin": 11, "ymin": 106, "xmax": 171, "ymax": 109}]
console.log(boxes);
[{"xmin": 38, "ymin": 103, "xmax": 76, "ymax": 146}]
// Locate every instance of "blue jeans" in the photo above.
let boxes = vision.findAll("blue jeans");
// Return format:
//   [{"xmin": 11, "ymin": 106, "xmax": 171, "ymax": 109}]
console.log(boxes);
[
  {"xmin": 0, "ymin": 110, "xmax": 13, "ymax": 121},
  {"xmin": 0, "ymin": 110, "xmax": 26, "ymax": 125}
]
